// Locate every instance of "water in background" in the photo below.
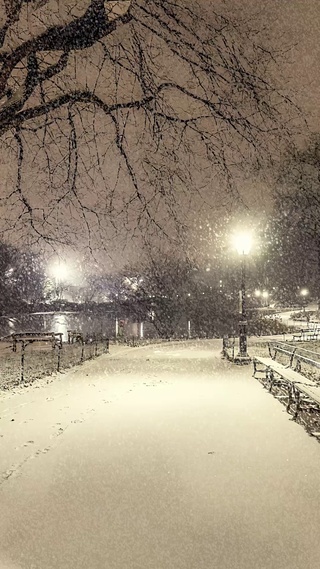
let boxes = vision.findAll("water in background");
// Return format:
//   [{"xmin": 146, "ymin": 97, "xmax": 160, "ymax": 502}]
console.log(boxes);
[{"xmin": 0, "ymin": 312, "xmax": 159, "ymax": 341}]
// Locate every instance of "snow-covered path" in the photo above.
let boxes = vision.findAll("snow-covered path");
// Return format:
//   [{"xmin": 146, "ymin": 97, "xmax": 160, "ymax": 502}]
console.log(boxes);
[{"xmin": 1, "ymin": 340, "xmax": 320, "ymax": 569}]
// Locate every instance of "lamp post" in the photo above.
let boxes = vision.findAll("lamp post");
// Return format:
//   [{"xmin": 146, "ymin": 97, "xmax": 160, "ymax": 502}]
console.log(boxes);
[
  {"xmin": 300, "ymin": 288, "xmax": 308, "ymax": 315},
  {"xmin": 233, "ymin": 232, "xmax": 252, "ymax": 363}
]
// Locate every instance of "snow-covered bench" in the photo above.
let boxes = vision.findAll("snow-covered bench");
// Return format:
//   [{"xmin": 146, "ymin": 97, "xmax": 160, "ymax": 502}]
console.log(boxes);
[
  {"xmin": 253, "ymin": 342, "xmax": 320, "ymax": 425},
  {"xmin": 253, "ymin": 342, "xmax": 295, "ymax": 391},
  {"xmin": 292, "ymin": 329, "xmax": 320, "ymax": 342},
  {"xmin": 67, "ymin": 330, "xmax": 84, "ymax": 344},
  {"xmin": 11, "ymin": 332, "xmax": 64, "ymax": 381},
  {"xmin": 12, "ymin": 331, "xmax": 62, "ymax": 352}
]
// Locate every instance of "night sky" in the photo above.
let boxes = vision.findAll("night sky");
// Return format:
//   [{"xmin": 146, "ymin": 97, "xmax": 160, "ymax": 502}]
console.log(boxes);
[
  {"xmin": 1, "ymin": 0, "xmax": 320, "ymax": 269},
  {"xmin": 242, "ymin": 0, "xmax": 320, "ymax": 126}
]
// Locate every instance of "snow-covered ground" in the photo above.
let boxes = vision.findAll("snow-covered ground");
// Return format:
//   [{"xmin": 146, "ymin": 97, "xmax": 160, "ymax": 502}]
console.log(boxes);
[{"xmin": 1, "ymin": 339, "xmax": 320, "ymax": 569}]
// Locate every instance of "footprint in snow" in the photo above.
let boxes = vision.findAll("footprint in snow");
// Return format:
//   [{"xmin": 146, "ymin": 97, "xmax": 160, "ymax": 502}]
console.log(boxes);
[{"xmin": 35, "ymin": 447, "xmax": 51, "ymax": 455}]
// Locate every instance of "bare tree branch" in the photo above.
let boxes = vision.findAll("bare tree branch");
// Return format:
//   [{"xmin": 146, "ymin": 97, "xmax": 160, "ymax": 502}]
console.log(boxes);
[{"xmin": 0, "ymin": 0, "xmax": 299, "ymax": 253}]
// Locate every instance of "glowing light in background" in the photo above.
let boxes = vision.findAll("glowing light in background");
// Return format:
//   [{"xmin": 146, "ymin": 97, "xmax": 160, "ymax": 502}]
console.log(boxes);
[
  {"xmin": 48, "ymin": 261, "xmax": 70, "ymax": 300},
  {"xmin": 232, "ymin": 231, "xmax": 253, "ymax": 255}
]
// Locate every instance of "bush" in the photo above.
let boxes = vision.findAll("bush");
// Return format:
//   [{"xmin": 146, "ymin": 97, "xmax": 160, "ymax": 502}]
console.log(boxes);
[{"xmin": 248, "ymin": 317, "xmax": 289, "ymax": 336}]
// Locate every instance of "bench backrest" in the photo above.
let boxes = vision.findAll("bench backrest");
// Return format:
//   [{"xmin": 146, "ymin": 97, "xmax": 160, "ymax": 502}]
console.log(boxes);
[
  {"xmin": 268, "ymin": 341, "xmax": 320, "ymax": 376},
  {"xmin": 268, "ymin": 342, "xmax": 296, "ymax": 366},
  {"xmin": 294, "ymin": 353, "xmax": 320, "ymax": 372},
  {"xmin": 11, "ymin": 331, "xmax": 63, "ymax": 351}
]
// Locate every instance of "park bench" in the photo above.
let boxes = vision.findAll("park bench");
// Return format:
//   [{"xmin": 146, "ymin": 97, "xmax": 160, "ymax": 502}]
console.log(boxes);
[
  {"xmin": 12, "ymin": 331, "xmax": 62, "ymax": 352},
  {"xmin": 67, "ymin": 330, "xmax": 84, "ymax": 344},
  {"xmin": 292, "ymin": 328, "xmax": 320, "ymax": 342},
  {"xmin": 253, "ymin": 341, "xmax": 320, "ymax": 429},
  {"xmin": 11, "ymin": 331, "xmax": 63, "ymax": 381},
  {"xmin": 222, "ymin": 335, "xmax": 235, "ymax": 361},
  {"xmin": 67, "ymin": 330, "xmax": 110, "ymax": 361}
]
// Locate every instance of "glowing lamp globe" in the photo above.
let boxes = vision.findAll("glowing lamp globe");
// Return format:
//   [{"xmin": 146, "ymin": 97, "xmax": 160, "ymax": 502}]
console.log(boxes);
[
  {"xmin": 233, "ymin": 232, "xmax": 252, "ymax": 255},
  {"xmin": 50, "ymin": 262, "xmax": 69, "ymax": 281}
]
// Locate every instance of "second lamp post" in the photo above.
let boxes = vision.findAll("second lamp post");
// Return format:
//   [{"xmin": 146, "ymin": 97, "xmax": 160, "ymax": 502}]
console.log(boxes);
[{"xmin": 233, "ymin": 232, "xmax": 252, "ymax": 363}]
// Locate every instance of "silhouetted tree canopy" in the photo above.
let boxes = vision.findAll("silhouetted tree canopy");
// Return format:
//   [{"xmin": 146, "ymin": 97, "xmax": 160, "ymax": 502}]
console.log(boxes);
[{"xmin": 0, "ymin": 0, "xmax": 296, "ymax": 252}]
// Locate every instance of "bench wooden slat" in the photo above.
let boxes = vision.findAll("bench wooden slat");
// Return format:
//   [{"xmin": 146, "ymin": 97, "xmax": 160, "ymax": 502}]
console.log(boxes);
[
  {"xmin": 294, "ymin": 384, "xmax": 320, "ymax": 406},
  {"xmin": 254, "ymin": 356, "xmax": 316, "ymax": 386},
  {"xmin": 295, "ymin": 354, "xmax": 320, "ymax": 369},
  {"xmin": 253, "ymin": 356, "xmax": 289, "ymax": 375}
]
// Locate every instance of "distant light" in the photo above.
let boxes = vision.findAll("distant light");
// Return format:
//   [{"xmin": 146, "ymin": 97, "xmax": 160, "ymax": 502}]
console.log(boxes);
[
  {"xmin": 300, "ymin": 288, "xmax": 308, "ymax": 297},
  {"xmin": 262, "ymin": 291, "xmax": 269, "ymax": 299},
  {"xmin": 49, "ymin": 261, "xmax": 69, "ymax": 281},
  {"xmin": 255, "ymin": 290, "xmax": 261, "ymax": 297},
  {"xmin": 232, "ymin": 232, "xmax": 252, "ymax": 255},
  {"xmin": 5, "ymin": 267, "xmax": 14, "ymax": 277}
]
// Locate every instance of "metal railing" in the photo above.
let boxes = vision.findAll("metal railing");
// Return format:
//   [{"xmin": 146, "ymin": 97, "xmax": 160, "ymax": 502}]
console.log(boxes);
[{"xmin": 0, "ymin": 333, "xmax": 110, "ymax": 388}]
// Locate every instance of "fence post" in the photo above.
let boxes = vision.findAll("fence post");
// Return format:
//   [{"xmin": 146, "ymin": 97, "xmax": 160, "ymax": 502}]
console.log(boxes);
[
  {"xmin": 20, "ymin": 340, "xmax": 25, "ymax": 382},
  {"xmin": 57, "ymin": 344, "xmax": 62, "ymax": 372},
  {"xmin": 80, "ymin": 343, "xmax": 84, "ymax": 363}
]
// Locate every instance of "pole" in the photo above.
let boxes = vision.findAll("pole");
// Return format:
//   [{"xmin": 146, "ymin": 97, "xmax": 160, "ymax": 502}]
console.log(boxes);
[
  {"xmin": 237, "ymin": 253, "xmax": 249, "ymax": 361},
  {"xmin": 20, "ymin": 340, "xmax": 25, "ymax": 382}
]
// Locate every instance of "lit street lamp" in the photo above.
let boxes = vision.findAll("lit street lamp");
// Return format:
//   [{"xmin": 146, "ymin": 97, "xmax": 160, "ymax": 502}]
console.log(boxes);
[
  {"xmin": 255, "ymin": 289, "xmax": 269, "ymax": 307},
  {"xmin": 49, "ymin": 261, "xmax": 69, "ymax": 300},
  {"xmin": 233, "ymin": 232, "xmax": 252, "ymax": 363},
  {"xmin": 300, "ymin": 288, "xmax": 308, "ymax": 314}
]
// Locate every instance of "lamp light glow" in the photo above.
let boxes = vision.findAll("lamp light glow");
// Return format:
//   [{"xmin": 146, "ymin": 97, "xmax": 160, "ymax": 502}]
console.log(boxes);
[
  {"xmin": 48, "ymin": 261, "xmax": 70, "ymax": 300},
  {"xmin": 50, "ymin": 261, "xmax": 69, "ymax": 281},
  {"xmin": 233, "ymin": 232, "xmax": 252, "ymax": 255}
]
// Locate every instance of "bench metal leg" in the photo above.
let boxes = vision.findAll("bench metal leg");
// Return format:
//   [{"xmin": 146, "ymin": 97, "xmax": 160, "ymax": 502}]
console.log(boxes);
[
  {"xmin": 252, "ymin": 361, "xmax": 269, "ymax": 383},
  {"xmin": 262, "ymin": 365, "xmax": 270, "ymax": 388},
  {"xmin": 268, "ymin": 369, "xmax": 274, "ymax": 392},
  {"xmin": 287, "ymin": 385, "xmax": 294, "ymax": 412},
  {"xmin": 294, "ymin": 390, "xmax": 301, "ymax": 419},
  {"xmin": 253, "ymin": 360, "xmax": 257, "ymax": 377}
]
